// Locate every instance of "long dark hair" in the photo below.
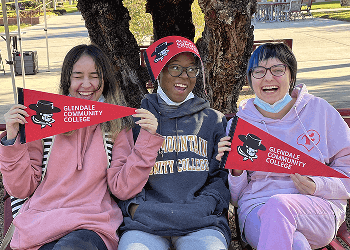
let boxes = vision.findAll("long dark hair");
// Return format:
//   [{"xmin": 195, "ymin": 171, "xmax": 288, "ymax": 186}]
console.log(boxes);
[
  {"xmin": 59, "ymin": 44, "xmax": 133, "ymax": 138},
  {"xmin": 247, "ymin": 43, "xmax": 297, "ymax": 94}
]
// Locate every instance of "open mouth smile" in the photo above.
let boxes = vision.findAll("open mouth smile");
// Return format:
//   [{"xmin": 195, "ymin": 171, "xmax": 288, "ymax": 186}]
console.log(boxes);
[
  {"xmin": 174, "ymin": 83, "xmax": 187, "ymax": 92},
  {"xmin": 78, "ymin": 91, "xmax": 94, "ymax": 99},
  {"xmin": 262, "ymin": 85, "xmax": 279, "ymax": 93}
]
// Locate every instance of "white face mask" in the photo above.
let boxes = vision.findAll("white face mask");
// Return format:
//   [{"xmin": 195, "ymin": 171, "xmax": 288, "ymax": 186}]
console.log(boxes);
[
  {"xmin": 254, "ymin": 93, "xmax": 292, "ymax": 113},
  {"xmin": 156, "ymin": 83, "xmax": 194, "ymax": 106}
]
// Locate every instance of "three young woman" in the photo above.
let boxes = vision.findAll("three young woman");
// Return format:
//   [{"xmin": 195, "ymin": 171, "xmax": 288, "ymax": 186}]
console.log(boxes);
[{"xmin": 2, "ymin": 40, "xmax": 350, "ymax": 250}]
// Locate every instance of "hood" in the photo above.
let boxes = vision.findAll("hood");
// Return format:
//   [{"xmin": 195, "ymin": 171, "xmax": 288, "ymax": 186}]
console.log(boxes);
[
  {"xmin": 237, "ymin": 84, "xmax": 313, "ymax": 124},
  {"xmin": 142, "ymin": 93, "xmax": 210, "ymax": 119}
]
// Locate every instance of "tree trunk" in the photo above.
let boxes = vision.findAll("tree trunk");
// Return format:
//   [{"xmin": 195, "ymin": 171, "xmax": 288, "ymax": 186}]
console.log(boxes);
[
  {"xmin": 77, "ymin": 0, "xmax": 149, "ymax": 108},
  {"xmin": 146, "ymin": 0, "xmax": 195, "ymax": 42},
  {"xmin": 78, "ymin": 0, "xmax": 255, "ymax": 113},
  {"xmin": 197, "ymin": 0, "xmax": 256, "ymax": 114},
  {"xmin": 340, "ymin": 0, "xmax": 350, "ymax": 6},
  {"xmin": 145, "ymin": 0, "xmax": 202, "ymax": 94}
]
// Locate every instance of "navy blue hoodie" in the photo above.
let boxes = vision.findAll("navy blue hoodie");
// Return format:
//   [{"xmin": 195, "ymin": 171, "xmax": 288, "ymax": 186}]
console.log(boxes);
[{"xmin": 119, "ymin": 94, "xmax": 231, "ymax": 243}]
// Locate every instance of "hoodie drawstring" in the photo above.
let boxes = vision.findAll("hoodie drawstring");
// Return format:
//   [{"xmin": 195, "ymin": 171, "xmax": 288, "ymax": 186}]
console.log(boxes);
[
  {"xmin": 77, "ymin": 130, "xmax": 82, "ymax": 170},
  {"xmin": 294, "ymin": 106, "xmax": 325, "ymax": 164},
  {"xmin": 259, "ymin": 120, "xmax": 272, "ymax": 179},
  {"xmin": 158, "ymin": 111, "xmax": 164, "ymax": 158},
  {"xmin": 77, "ymin": 128, "xmax": 92, "ymax": 170},
  {"xmin": 261, "ymin": 120, "xmax": 270, "ymax": 134},
  {"xmin": 175, "ymin": 117, "xmax": 179, "ymax": 168}
]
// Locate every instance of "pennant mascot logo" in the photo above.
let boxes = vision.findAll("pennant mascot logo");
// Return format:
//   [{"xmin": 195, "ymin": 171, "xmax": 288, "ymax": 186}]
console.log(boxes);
[
  {"xmin": 29, "ymin": 100, "xmax": 61, "ymax": 128},
  {"xmin": 222, "ymin": 116, "xmax": 348, "ymax": 179},
  {"xmin": 143, "ymin": 36, "xmax": 202, "ymax": 83},
  {"xmin": 18, "ymin": 88, "xmax": 136, "ymax": 143},
  {"xmin": 151, "ymin": 42, "xmax": 174, "ymax": 63},
  {"xmin": 237, "ymin": 134, "xmax": 266, "ymax": 162}
]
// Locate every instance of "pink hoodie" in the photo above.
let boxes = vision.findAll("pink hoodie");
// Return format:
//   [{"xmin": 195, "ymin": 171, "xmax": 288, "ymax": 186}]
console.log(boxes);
[
  {"xmin": 228, "ymin": 84, "xmax": 350, "ymax": 238},
  {"xmin": 0, "ymin": 124, "xmax": 164, "ymax": 249}
]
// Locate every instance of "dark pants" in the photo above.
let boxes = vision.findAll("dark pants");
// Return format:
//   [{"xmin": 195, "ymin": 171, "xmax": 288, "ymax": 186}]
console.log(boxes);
[{"xmin": 38, "ymin": 229, "xmax": 108, "ymax": 250}]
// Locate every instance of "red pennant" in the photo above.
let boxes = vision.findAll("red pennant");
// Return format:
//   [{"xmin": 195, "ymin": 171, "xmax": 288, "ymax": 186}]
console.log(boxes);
[
  {"xmin": 19, "ymin": 88, "xmax": 136, "ymax": 143},
  {"xmin": 225, "ymin": 116, "xmax": 349, "ymax": 178}
]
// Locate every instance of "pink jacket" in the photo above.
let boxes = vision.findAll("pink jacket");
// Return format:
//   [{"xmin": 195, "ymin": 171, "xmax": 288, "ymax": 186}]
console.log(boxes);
[
  {"xmin": 228, "ymin": 84, "xmax": 350, "ymax": 236},
  {"xmin": 0, "ymin": 124, "xmax": 164, "ymax": 249}
]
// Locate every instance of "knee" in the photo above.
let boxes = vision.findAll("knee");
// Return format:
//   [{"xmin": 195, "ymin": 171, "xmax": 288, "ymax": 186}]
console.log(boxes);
[
  {"xmin": 56, "ymin": 238, "xmax": 98, "ymax": 250},
  {"xmin": 118, "ymin": 230, "xmax": 169, "ymax": 250},
  {"xmin": 121, "ymin": 243, "xmax": 149, "ymax": 250},
  {"xmin": 258, "ymin": 194, "xmax": 294, "ymax": 218},
  {"xmin": 292, "ymin": 232, "xmax": 311, "ymax": 250}
]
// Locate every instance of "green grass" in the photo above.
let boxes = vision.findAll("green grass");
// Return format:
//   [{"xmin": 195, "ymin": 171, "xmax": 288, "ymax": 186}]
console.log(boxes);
[
  {"xmin": 310, "ymin": 1, "xmax": 350, "ymax": 22},
  {"xmin": 56, "ymin": 2, "xmax": 78, "ymax": 14},
  {"xmin": 0, "ymin": 23, "xmax": 31, "ymax": 33},
  {"xmin": 313, "ymin": 10, "xmax": 350, "ymax": 21},
  {"xmin": 0, "ymin": 2, "xmax": 78, "ymax": 33},
  {"xmin": 0, "ymin": 2, "xmax": 78, "ymax": 18},
  {"xmin": 311, "ymin": 1, "xmax": 348, "ymax": 10}
]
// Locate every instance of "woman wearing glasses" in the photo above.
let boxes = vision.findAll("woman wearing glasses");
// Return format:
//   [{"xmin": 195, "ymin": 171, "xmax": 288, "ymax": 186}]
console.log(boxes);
[
  {"xmin": 118, "ymin": 36, "xmax": 231, "ymax": 250},
  {"xmin": 217, "ymin": 43, "xmax": 350, "ymax": 249}
]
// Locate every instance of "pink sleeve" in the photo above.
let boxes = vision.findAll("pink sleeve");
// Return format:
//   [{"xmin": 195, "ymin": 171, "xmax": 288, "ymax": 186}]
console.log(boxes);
[
  {"xmin": 228, "ymin": 170, "xmax": 248, "ymax": 206},
  {"xmin": 107, "ymin": 128, "xmax": 164, "ymax": 200},
  {"xmin": 0, "ymin": 132, "xmax": 43, "ymax": 199}
]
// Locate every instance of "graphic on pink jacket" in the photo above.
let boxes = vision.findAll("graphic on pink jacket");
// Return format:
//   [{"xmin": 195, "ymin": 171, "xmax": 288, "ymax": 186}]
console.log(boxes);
[{"xmin": 296, "ymin": 129, "xmax": 320, "ymax": 151}]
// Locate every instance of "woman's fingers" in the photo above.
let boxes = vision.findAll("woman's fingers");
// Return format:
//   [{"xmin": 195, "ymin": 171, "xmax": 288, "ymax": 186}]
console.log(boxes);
[
  {"xmin": 290, "ymin": 173, "xmax": 316, "ymax": 195},
  {"xmin": 133, "ymin": 109, "xmax": 158, "ymax": 135},
  {"xmin": 4, "ymin": 105, "xmax": 28, "ymax": 140},
  {"xmin": 216, "ymin": 136, "xmax": 232, "ymax": 161}
]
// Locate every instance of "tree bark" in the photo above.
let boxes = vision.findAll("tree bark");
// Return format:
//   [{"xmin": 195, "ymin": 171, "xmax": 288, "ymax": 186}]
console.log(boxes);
[
  {"xmin": 197, "ymin": 0, "xmax": 256, "ymax": 114},
  {"xmin": 77, "ymin": 0, "xmax": 149, "ymax": 108},
  {"xmin": 146, "ymin": 0, "xmax": 195, "ymax": 42},
  {"xmin": 78, "ymin": 0, "xmax": 256, "ymax": 114},
  {"xmin": 340, "ymin": 0, "xmax": 350, "ymax": 6},
  {"xmin": 145, "ymin": 0, "xmax": 201, "ymax": 93}
]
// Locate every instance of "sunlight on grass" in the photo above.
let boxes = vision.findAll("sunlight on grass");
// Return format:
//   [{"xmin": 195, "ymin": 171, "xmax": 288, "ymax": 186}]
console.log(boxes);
[
  {"xmin": 57, "ymin": 2, "xmax": 78, "ymax": 14},
  {"xmin": 312, "ymin": 1, "xmax": 348, "ymax": 10},
  {"xmin": 0, "ymin": 23, "xmax": 31, "ymax": 33},
  {"xmin": 0, "ymin": 2, "xmax": 78, "ymax": 33},
  {"xmin": 313, "ymin": 10, "xmax": 350, "ymax": 22}
]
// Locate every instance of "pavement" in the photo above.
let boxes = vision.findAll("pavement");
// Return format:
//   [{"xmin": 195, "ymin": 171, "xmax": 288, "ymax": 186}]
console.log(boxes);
[
  {"xmin": 0, "ymin": 11, "xmax": 350, "ymax": 125},
  {"xmin": 0, "ymin": 12, "xmax": 89, "ymax": 124},
  {"xmin": 253, "ymin": 16, "xmax": 350, "ymax": 109}
]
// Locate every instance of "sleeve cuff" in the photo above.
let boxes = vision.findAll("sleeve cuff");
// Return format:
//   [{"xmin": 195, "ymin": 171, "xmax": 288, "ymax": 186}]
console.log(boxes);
[
  {"xmin": 1, "ymin": 135, "xmax": 17, "ymax": 146},
  {"xmin": 228, "ymin": 170, "xmax": 247, "ymax": 186},
  {"xmin": 309, "ymin": 176, "xmax": 323, "ymax": 196}
]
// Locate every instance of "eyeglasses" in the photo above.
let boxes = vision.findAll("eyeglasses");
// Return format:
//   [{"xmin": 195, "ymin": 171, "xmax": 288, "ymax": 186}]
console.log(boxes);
[
  {"xmin": 251, "ymin": 64, "xmax": 287, "ymax": 79},
  {"xmin": 166, "ymin": 64, "xmax": 200, "ymax": 78}
]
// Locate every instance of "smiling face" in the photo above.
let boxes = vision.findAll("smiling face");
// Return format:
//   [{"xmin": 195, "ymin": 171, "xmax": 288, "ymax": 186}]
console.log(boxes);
[
  {"xmin": 251, "ymin": 58, "xmax": 291, "ymax": 105},
  {"xmin": 158, "ymin": 52, "xmax": 197, "ymax": 103},
  {"xmin": 69, "ymin": 54, "xmax": 104, "ymax": 101}
]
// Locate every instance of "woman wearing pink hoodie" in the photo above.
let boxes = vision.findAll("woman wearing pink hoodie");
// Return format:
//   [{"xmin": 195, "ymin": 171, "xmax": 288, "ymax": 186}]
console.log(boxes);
[
  {"xmin": 0, "ymin": 44, "xmax": 164, "ymax": 250},
  {"xmin": 217, "ymin": 43, "xmax": 350, "ymax": 249}
]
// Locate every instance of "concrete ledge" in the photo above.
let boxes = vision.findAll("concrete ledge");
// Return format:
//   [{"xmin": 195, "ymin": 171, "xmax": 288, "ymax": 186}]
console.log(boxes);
[{"xmin": 0, "ymin": 16, "xmax": 47, "ymax": 25}]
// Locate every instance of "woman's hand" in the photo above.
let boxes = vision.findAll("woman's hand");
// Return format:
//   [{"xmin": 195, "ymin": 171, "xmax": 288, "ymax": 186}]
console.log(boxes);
[
  {"xmin": 4, "ymin": 104, "xmax": 28, "ymax": 140},
  {"xmin": 133, "ymin": 109, "xmax": 158, "ymax": 135},
  {"xmin": 216, "ymin": 136, "xmax": 244, "ymax": 176},
  {"xmin": 216, "ymin": 136, "xmax": 231, "ymax": 161},
  {"xmin": 290, "ymin": 173, "xmax": 316, "ymax": 195}
]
